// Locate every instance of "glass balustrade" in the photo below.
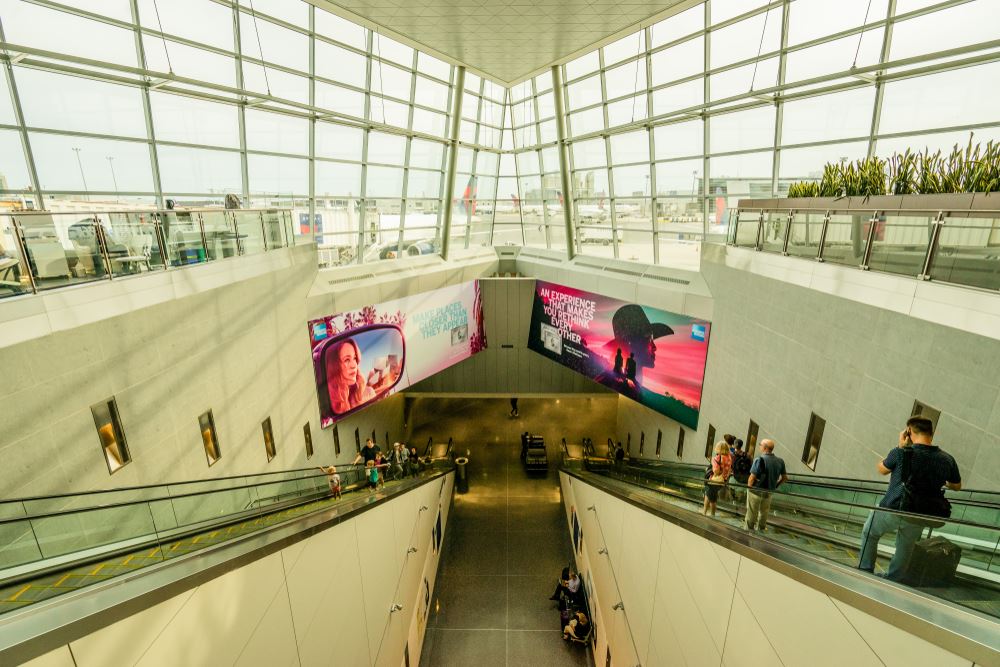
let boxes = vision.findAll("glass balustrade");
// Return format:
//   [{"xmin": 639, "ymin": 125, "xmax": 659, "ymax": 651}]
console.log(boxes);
[
  {"xmin": 760, "ymin": 211, "xmax": 790, "ymax": 254},
  {"xmin": 234, "ymin": 210, "xmax": 266, "ymax": 254},
  {"xmin": 583, "ymin": 458, "xmax": 1000, "ymax": 619},
  {"xmin": 0, "ymin": 462, "xmax": 446, "ymax": 614},
  {"xmin": 786, "ymin": 210, "xmax": 825, "ymax": 259},
  {"xmin": 200, "ymin": 210, "xmax": 240, "ymax": 261},
  {"xmin": 931, "ymin": 215, "xmax": 1000, "ymax": 291},
  {"xmin": 13, "ymin": 213, "xmax": 109, "ymax": 290},
  {"xmin": 821, "ymin": 211, "xmax": 873, "ymax": 267},
  {"xmin": 0, "ymin": 216, "xmax": 30, "ymax": 297},
  {"xmin": 730, "ymin": 206, "xmax": 1000, "ymax": 294},
  {"xmin": 104, "ymin": 212, "xmax": 167, "ymax": 277},
  {"xmin": 866, "ymin": 213, "xmax": 934, "ymax": 277},
  {"xmin": 0, "ymin": 208, "xmax": 296, "ymax": 299},
  {"xmin": 734, "ymin": 210, "xmax": 761, "ymax": 248}
]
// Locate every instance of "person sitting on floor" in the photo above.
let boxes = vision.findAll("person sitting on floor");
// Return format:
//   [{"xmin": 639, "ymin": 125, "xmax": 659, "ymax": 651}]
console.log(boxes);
[
  {"xmin": 548, "ymin": 566, "xmax": 571, "ymax": 601},
  {"xmin": 563, "ymin": 611, "xmax": 590, "ymax": 641}
]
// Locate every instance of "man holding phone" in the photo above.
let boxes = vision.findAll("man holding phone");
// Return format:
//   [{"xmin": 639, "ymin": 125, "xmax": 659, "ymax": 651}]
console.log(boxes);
[{"xmin": 857, "ymin": 417, "xmax": 962, "ymax": 581}]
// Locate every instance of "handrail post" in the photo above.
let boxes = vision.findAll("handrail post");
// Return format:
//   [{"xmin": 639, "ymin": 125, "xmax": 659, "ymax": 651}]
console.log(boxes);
[
  {"xmin": 816, "ymin": 210, "xmax": 831, "ymax": 262},
  {"xmin": 153, "ymin": 214, "xmax": 169, "ymax": 270},
  {"xmin": 230, "ymin": 210, "xmax": 245, "ymax": 255},
  {"xmin": 93, "ymin": 216, "xmax": 114, "ymax": 280},
  {"xmin": 196, "ymin": 212, "xmax": 210, "ymax": 262},
  {"xmin": 11, "ymin": 217, "xmax": 37, "ymax": 294},
  {"xmin": 782, "ymin": 210, "xmax": 793, "ymax": 255},
  {"xmin": 860, "ymin": 210, "xmax": 880, "ymax": 269},
  {"xmin": 259, "ymin": 211, "xmax": 268, "ymax": 251},
  {"xmin": 919, "ymin": 211, "xmax": 945, "ymax": 280}
]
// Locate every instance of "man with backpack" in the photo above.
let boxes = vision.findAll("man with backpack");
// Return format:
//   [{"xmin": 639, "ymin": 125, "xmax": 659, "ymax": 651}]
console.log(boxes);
[
  {"xmin": 858, "ymin": 417, "xmax": 961, "ymax": 582},
  {"xmin": 731, "ymin": 440, "xmax": 752, "ymax": 502},
  {"xmin": 744, "ymin": 439, "xmax": 787, "ymax": 531}
]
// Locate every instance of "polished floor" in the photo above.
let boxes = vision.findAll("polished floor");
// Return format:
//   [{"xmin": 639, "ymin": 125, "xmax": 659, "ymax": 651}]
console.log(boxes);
[{"xmin": 411, "ymin": 397, "xmax": 613, "ymax": 666}]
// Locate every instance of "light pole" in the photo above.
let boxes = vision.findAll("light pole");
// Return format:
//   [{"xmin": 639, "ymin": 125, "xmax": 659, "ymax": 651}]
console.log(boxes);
[
  {"xmin": 72, "ymin": 147, "xmax": 89, "ymax": 200},
  {"xmin": 106, "ymin": 156, "xmax": 119, "ymax": 200}
]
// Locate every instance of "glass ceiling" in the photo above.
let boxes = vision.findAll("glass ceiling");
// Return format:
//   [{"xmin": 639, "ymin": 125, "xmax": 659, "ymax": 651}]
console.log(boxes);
[{"xmin": 1, "ymin": 0, "xmax": 998, "ymax": 270}]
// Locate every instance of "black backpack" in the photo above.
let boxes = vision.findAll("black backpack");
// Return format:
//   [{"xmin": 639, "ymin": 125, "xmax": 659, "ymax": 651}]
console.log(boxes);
[
  {"xmin": 897, "ymin": 448, "xmax": 952, "ymax": 518},
  {"xmin": 732, "ymin": 452, "xmax": 752, "ymax": 480}
]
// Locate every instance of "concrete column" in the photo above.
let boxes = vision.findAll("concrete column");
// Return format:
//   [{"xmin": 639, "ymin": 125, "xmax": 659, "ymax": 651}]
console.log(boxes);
[
  {"xmin": 551, "ymin": 65, "xmax": 575, "ymax": 260},
  {"xmin": 441, "ymin": 66, "xmax": 466, "ymax": 261}
]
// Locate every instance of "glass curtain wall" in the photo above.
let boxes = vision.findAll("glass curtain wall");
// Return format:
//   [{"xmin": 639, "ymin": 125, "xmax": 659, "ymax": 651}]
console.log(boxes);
[
  {"xmin": 3, "ymin": 1, "xmax": 999, "ymax": 268},
  {"xmin": 0, "ymin": 0, "xmax": 459, "ymax": 266},
  {"xmin": 549, "ymin": 0, "xmax": 1000, "ymax": 268},
  {"xmin": 448, "ymin": 73, "xmax": 505, "ymax": 252}
]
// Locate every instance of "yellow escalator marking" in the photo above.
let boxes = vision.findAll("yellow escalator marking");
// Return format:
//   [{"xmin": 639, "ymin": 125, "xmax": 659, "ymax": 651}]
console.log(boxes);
[
  {"xmin": 122, "ymin": 555, "xmax": 135, "ymax": 566},
  {"xmin": 53, "ymin": 574, "xmax": 72, "ymax": 588},
  {"xmin": 149, "ymin": 547, "xmax": 160, "ymax": 557},
  {"xmin": 90, "ymin": 564, "xmax": 105, "ymax": 576},
  {"xmin": 8, "ymin": 585, "xmax": 30, "ymax": 601}
]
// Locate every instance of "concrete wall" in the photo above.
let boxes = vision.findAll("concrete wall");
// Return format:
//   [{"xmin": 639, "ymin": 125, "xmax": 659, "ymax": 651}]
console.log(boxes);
[
  {"xmin": 617, "ymin": 245, "xmax": 1000, "ymax": 490},
  {"xmin": 0, "ymin": 246, "xmax": 409, "ymax": 499},
  {"xmin": 20, "ymin": 473, "xmax": 454, "ymax": 667},
  {"xmin": 561, "ymin": 472, "xmax": 979, "ymax": 667},
  {"xmin": 408, "ymin": 277, "xmax": 612, "ymax": 395}
]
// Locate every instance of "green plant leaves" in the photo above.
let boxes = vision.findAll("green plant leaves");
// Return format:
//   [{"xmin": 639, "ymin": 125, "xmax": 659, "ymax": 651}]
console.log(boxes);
[{"xmin": 782, "ymin": 133, "xmax": 1000, "ymax": 198}]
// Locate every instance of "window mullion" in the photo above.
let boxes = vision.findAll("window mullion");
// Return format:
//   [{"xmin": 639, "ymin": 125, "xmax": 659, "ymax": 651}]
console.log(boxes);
[{"xmin": 868, "ymin": 0, "xmax": 898, "ymax": 157}]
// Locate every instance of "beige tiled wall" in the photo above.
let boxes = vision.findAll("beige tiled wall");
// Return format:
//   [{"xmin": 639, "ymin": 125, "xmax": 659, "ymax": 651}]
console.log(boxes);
[
  {"xmin": 562, "ymin": 473, "xmax": 977, "ymax": 667},
  {"xmin": 30, "ymin": 473, "xmax": 455, "ymax": 667}
]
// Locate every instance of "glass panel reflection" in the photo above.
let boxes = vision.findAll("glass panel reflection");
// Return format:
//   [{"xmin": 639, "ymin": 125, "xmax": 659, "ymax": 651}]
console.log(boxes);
[
  {"xmin": 931, "ymin": 216, "xmax": 1000, "ymax": 291},
  {"xmin": 821, "ymin": 212, "xmax": 873, "ymax": 268},
  {"xmin": 786, "ymin": 211, "xmax": 824, "ymax": 259},
  {"xmin": 867, "ymin": 214, "xmax": 933, "ymax": 277}
]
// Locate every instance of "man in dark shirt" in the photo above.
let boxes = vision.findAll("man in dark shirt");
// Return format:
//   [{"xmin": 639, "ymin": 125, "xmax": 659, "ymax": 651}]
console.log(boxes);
[
  {"xmin": 744, "ymin": 439, "xmax": 787, "ymax": 531},
  {"xmin": 354, "ymin": 438, "xmax": 380, "ymax": 466},
  {"xmin": 858, "ymin": 417, "xmax": 961, "ymax": 581}
]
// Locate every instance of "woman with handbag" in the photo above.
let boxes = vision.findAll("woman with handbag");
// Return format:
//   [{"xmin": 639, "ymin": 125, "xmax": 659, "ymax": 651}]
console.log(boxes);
[{"xmin": 703, "ymin": 441, "xmax": 733, "ymax": 517}]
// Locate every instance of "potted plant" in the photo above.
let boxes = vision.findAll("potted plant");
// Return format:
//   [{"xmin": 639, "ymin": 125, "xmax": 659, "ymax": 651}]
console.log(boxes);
[{"xmin": 738, "ymin": 134, "xmax": 1000, "ymax": 216}]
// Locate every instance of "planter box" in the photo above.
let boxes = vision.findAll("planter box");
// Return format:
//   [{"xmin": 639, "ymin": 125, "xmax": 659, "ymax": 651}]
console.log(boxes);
[
  {"xmin": 970, "ymin": 192, "xmax": 1000, "ymax": 213},
  {"xmin": 897, "ymin": 193, "xmax": 976, "ymax": 214},
  {"xmin": 739, "ymin": 193, "xmax": 998, "ymax": 216}
]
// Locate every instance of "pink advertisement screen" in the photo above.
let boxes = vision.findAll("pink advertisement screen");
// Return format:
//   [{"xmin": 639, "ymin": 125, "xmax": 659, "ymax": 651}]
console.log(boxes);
[
  {"xmin": 527, "ymin": 280, "xmax": 710, "ymax": 429},
  {"xmin": 308, "ymin": 281, "xmax": 486, "ymax": 427}
]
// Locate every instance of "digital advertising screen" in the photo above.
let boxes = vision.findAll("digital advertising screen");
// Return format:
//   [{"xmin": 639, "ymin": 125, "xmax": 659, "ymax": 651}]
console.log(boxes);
[
  {"xmin": 527, "ymin": 280, "xmax": 711, "ymax": 429},
  {"xmin": 308, "ymin": 281, "xmax": 486, "ymax": 427}
]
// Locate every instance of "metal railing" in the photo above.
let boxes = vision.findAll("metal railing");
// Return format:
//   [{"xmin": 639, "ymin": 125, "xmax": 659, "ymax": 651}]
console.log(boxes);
[
  {"xmin": 727, "ymin": 207, "xmax": 1000, "ymax": 292},
  {"xmin": 0, "ymin": 208, "xmax": 296, "ymax": 299}
]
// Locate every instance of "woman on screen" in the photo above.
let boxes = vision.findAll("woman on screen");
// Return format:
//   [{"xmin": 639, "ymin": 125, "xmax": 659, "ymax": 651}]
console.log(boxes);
[{"xmin": 326, "ymin": 337, "xmax": 375, "ymax": 414}]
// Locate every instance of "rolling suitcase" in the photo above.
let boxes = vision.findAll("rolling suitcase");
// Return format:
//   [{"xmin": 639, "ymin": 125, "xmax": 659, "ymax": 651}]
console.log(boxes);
[{"xmin": 900, "ymin": 536, "xmax": 961, "ymax": 587}]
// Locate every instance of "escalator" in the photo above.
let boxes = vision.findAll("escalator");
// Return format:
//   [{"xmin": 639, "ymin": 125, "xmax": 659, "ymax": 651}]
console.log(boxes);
[
  {"xmin": 567, "ymin": 454, "xmax": 1000, "ymax": 622},
  {"xmin": 0, "ymin": 460, "xmax": 453, "ymax": 620}
]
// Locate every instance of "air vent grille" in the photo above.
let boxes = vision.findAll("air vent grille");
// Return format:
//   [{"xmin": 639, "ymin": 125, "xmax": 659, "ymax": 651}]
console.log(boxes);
[
  {"xmin": 328, "ymin": 273, "xmax": 376, "ymax": 286},
  {"xmin": 603, "ymin": 266, "xmax": 646, "ymax": 278},
  {"xmin": 574, "ymin": 261, "xmax": 607, "ymax": 271},
  {"xmin": 651, "ymin": 275, "xmax": 691, "ymax": 285}
]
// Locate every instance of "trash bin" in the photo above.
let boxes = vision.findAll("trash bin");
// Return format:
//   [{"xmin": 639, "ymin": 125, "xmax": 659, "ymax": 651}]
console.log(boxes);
[{"xmin": 455, "ymin": 456, "xmax": 469, "ymax": 493}]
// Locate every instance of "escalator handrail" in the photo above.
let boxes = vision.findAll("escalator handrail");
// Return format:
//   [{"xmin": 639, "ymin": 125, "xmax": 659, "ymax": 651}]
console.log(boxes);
[
  {"xmin": 582, "ymin": 456, "xmax": 1000, "ymax": 531},
  {"xmin": 621, "ymin": 457, "xmax": 1000, "ymax": 508},
  {"xmin": 0, "ymin": 464, "xmax": 368, "ymax": 507},
  {"xmin": 0, "ymin": 467, "xmax": 372, "ymax": 526}
]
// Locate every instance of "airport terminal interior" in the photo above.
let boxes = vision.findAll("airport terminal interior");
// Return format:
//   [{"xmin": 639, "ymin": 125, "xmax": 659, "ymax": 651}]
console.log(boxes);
[{"xmin": 2, "ymin": 0, "xmax": 1000, "ymax": 665}]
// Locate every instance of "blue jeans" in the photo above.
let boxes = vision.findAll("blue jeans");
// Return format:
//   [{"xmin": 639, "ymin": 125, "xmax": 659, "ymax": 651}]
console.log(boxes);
[{"xmin": 858, "ymin": 508, "xmax": 924, "ymax": 580}]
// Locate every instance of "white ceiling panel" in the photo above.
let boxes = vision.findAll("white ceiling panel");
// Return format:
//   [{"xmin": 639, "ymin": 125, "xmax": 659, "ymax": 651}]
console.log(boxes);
[{"xmin": 311, "ymin": 0, "xmax": 691, "ymax": 84}]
